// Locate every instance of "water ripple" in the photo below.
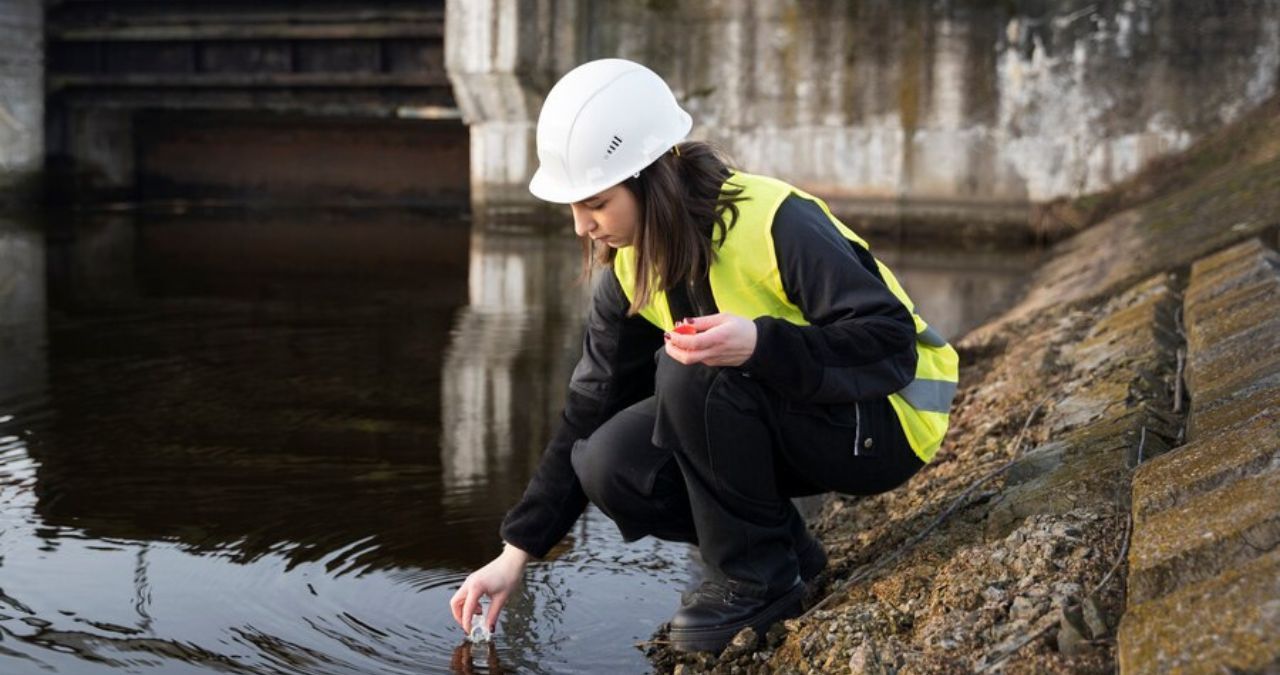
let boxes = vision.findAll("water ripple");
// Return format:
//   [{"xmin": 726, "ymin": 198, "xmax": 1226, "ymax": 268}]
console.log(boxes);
[{"xmin": 0, "ymin": 212, "xmax": 691, "ymax": 674}]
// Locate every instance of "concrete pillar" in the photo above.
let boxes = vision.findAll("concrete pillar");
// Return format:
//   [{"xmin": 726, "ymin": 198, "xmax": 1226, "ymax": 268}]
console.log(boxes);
[
  {"xmin": 444, "ymin": 0, "xmax": 582, "ymax": 208},
  {"xmin": 0, "ymin": 0, "xmax": 43, "ymax": 206}
]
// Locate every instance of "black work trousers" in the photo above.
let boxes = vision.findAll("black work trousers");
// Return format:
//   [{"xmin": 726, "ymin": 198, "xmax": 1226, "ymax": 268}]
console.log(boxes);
[{"xmin": 570, "ymin": 351, "xmax": 924, "ymax": 594}]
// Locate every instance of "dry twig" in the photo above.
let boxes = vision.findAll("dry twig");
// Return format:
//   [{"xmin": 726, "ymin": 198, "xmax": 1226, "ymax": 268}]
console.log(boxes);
[{"xmin": 1173, "ymin": 347, "xmax": 1186, "ymax": 414}]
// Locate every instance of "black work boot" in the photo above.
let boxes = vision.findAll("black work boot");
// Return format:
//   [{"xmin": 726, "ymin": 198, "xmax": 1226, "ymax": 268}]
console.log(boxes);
[
  {"xmin": 796, "ymin": 530, "xmax": 828, "ymax": 583},
  {"xmin": 669, "ymin": 578, "xmax": 805, "ymax": 653},
  {"xmin": 682, "ymin": 535, "xmax": 824, "ymax": 603}
]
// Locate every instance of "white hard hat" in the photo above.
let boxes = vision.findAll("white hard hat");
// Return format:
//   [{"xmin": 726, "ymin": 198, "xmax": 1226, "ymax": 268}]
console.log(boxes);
[{"xmin": 529, "ymin": 59, "xmax": 693, "ymax": 204}]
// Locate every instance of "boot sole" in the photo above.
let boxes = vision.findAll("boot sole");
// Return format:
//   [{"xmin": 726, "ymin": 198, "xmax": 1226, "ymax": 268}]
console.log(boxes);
[{"xmin": 668, "ymin": 583, "xmax": 805, "ymax": 654}]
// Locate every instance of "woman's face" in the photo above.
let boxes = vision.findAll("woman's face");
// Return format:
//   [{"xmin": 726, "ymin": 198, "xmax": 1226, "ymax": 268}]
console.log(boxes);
[{"xmin": 570, "ymin": 183, "xmax": 641, "ymax": 248}]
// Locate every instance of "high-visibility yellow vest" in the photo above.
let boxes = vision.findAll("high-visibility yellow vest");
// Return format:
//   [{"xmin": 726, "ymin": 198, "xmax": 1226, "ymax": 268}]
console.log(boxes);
[{"xmin": 612, "ymin": 171, "xmax": 958, "ymax": 462}]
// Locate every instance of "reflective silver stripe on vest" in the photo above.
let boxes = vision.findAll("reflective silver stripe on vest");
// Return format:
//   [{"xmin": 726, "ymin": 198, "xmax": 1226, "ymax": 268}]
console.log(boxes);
[
  {"xmin": 897, "ymin": 377, "xmax": 957, "ymax": 414},
  {"xmin": 917, "ymin": 324, "xmax": 947, "ymax": 348}
]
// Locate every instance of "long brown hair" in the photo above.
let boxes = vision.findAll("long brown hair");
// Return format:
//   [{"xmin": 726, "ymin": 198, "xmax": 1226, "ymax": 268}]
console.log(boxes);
[{"xmin": 583, "ymin": 140, "xmax": 745, "ymax": 316}]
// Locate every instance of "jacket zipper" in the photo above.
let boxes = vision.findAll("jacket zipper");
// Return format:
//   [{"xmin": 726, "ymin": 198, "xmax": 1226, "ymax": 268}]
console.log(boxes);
[{"xmin": 853, "ymin": 402, "xmax": 863, "ymax": 457}]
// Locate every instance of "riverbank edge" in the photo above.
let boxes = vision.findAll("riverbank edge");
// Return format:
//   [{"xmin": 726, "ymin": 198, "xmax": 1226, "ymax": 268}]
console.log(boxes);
[{"xmin": 649, "ymin": 95, "xmax": 1280, "ymax": 674}]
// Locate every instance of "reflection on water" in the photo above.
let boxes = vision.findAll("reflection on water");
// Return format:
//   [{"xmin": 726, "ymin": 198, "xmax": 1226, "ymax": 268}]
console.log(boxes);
[
  {"xmin": 440, "ymin": 223, "xmax": 589, "ymax": 511},
  {"xmin": 874, "ymin": 240, "xmax": 1033, "ymax": 340},
  {"xmin": 0, "ymin": 217, "xmax": 47, "ymax": 418},
  {"xmin": 0, "ymin": 209, "xmax": 1035, "ymax": 674},
  {"xmin": 1, "ymin": 210, "xmax": 693, "ymax": 674}
]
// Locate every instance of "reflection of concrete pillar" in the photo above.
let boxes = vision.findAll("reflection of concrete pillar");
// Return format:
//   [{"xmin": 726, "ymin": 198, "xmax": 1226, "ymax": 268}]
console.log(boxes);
[
  {"xmin": 440, "ymin": 307, "xmax": 525, "ymax": 494},
  {"xmin": 439, "ymin": 219, "xmax": 590, "ymax": 506},
  {"xmin": 0, "ymin": 0, "xmax": 43, "ymax": 203},
  {"xmin": 0, "ymin": 217, "xmax": 47, "ymax": 406},
  {"xmin": 444, "ymin": 0, "xmax": 582, "ymax": 207},
  {"xmin": 465, "ymin": 221, "xmax": 586, "ymax": 316}
]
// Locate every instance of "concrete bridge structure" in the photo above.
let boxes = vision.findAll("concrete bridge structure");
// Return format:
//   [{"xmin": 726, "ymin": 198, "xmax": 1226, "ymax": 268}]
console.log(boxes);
[
  {"xmin": 2, "ymin": 1, "xmax": 1279, "ymax": 227},
  {"xmin": 447, "ymin": 0, "xmax": 1280, "ymax": 231}
]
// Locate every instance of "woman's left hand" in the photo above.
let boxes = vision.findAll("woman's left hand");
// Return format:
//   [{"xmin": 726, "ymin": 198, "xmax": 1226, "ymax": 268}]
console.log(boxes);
[{"xmin": 664, "ymin": 313, "xmax": 757, "ymax": 367}]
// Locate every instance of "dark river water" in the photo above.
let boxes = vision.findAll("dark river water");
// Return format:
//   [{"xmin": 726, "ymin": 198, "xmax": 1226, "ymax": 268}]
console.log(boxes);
[{"xmin": 0, "ymin": 208, "xmax": 1033, "ymax": 674}]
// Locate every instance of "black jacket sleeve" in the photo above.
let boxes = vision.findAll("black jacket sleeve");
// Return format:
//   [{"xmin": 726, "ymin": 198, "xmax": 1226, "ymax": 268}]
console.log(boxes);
[
  {"xmin": 499, "ymin": 271, "xmax": 664, "ymax": 558},
  {"xmin": 740, "ymin": 195, "xmax": 918, "ymax": 403}
]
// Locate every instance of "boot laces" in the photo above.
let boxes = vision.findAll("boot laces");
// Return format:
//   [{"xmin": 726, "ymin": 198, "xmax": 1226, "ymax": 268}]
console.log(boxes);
[{"xmin": 683, "ymin": 578, "xmax": 760, "ymax": 605}]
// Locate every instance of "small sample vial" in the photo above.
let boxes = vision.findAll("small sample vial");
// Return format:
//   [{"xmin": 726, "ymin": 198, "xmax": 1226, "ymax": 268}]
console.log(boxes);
[{"xmin": 468, "ymin": 609, "xmax": 492, "ymax": 644}]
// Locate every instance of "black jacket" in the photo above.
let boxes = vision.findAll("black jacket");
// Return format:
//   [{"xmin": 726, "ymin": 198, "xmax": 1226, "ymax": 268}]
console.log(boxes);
[{"xmin": 499, "ymin": 194, "xmax": 919, "ymax": 558}]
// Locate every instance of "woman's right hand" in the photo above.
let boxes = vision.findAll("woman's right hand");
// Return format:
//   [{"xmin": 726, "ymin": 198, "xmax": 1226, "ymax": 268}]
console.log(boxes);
[{"xmin": 449, "ymin": 543, "xmax": 531, "ymax": 635}]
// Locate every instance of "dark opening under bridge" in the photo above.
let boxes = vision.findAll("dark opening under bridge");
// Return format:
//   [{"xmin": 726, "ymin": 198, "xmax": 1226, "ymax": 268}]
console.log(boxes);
[{"xmin": 44, "ymin": 0, "xmax": 468, "ymax": 207}]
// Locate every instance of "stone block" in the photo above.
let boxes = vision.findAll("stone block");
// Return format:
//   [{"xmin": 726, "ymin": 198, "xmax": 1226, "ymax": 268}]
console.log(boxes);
[
  {"xmin": 1183, "ymin": 240, "xmax": 1280, "ymax": 411},
  {"xmin": 1190, "ymin": 371, "xmax": 1280, "ymax": 438},
  {"xmin": 989, "ymin": 271, "xmax": 1180, "ymax": 536},
  {"xmin": 1128, "ymin": 465, "xmax": 1280, "ymax": 604},
  {"xmin": 1186, "ymin": 256, "xmax": 1279, "ymax": 326},
  {"xmin": 1052, "ymin": 273, "xmax": 1178, "ymax": 438},
  {"xmin": 1185, "ymin": 278, "xmax": 1280, "ymax": 352},
  {"xmin": 1004, "ymin": 422, "xmax": 1164, "ymax": 486},
  {"xmin": 1003, "ymin": 441, "xmax": 1068, "ymax": 486},
  {"xmin": 1050, "ymin": 378, "xmax": 1136, "ymax": 435},
  {"xmin": 1059, "ymin": 405, "xmax": 1178, "ymax": 464},
  {"xmin": 986, "ymin": 438, "xmax": 1130, "ymax": 537},
  {"xmin": 1118, "ymin": 547, "xmax": 1280, "ymax": 675},
  {"xmin": 1120, "ymin": 240, "xmax": 1280, "ymax": 673},
  {"xmin": 987, "ymin": 404, "xmax": 1179, "ymax": 539},
  {"xmin": 1133, "ymin": 407, "xmax": 1280, "ymax": 523},
  {"xmin": 1185, "ymin": 326, "xmax": 1280, "ymax": 414},
  {"xmin": 1184, "ymin": 238, "xmax": 1278, "ymax": 308},
  {"xmin": 1067, "ymin": 274, "xmax": 1179, "ymax": 378}
]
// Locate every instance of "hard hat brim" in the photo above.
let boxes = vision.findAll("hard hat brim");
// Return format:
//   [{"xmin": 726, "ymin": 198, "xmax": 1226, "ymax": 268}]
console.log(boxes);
[
  {"xmin": 528, "ymin": 166, "xmax": 619, "ymax": 205},
  {"xmin": 528, "ymin": 109, "xmax": 693, "ymax": 204}
]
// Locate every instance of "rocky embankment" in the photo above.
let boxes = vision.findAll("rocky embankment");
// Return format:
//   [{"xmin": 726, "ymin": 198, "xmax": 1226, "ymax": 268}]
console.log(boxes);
[{"xmin": 652, "ymin": 96, "xmax": 1280, "ymax": 674}]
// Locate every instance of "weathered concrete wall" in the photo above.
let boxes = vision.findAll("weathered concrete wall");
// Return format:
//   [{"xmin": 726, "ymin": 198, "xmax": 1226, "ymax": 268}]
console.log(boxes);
[
  {"xmin": 447, "ymin": 0, "xmax": 1280, "ymax": 217},
  {"xmin": 0, "ymin": 0, "xmax": 43, "ymax": 204}
]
